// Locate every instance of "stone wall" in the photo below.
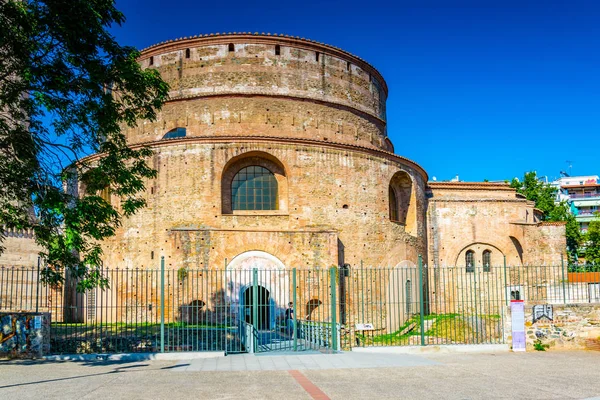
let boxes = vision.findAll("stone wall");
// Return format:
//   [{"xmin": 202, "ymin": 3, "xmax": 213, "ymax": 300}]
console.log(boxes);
[
  {"xmin": 99, "ymin": 141, "xmax": 427, "ymax": 271},
  {"xmin": 0, "ymin": 312, "xmax": 51, "ymax": 358},
  {"xmin": 0, "ymin": 228, "xmax": 41, "ymax": 267},
  {"xmin": 505, "ymin": 303, "xmax": 600, "ymax": 351},
  {"xmin": 427, "ymin": 182, "xmax": 566, "ymax": 268},
  {"xmin": 140, "ymin": 34, "xmax": 387, "ymax": 126}
]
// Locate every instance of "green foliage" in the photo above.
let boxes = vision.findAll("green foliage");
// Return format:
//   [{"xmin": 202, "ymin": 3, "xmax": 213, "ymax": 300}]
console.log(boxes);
[
  {"xmin": 0, "ymin": 1, "xmax": 169, "ymax": 290},
  {"xmin": 511, "ymin": 172, "xmax": 580, "ymax": 262},
  {"xmin": 177, "ymin": 267, "xmax": 188, "ymax": 281},
  {"xmin": 582, "ymin": 215, "xmax": 600, "ymax": 265},
  {"xmin": 533, "ymin": 338, "xmax": 549, "ymax": 351}
]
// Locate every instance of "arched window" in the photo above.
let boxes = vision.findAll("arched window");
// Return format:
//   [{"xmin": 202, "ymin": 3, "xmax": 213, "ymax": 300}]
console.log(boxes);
[
  {"xmin": 163, "ymin": 127, "xmax": 186, "ymax": 139},
  {"xmin": 228, "ymin": 43, "xmax": 234, "ymax": 52},
  {"xmin": 389, "ymin": 186, "xmax": 398, "ymax": 221},
  {"xmin": 185, "ymin": 48, "xmax": 190, "ymax": 59},
  {"xmin": 482, "ymin": 250, "xmax": 491, "ymax": 272},
  {"xmin": 149, "ymin": 56, "xmax": 154, "ymax": 66},
  {"xmin": 388, "ymin": 171, "xmax": 414, "ymax": 234},
  {"xmin": 232, "ymin": 166, "xmax": 278, "ymax": 211},
  {"xmin": 465, "ymin": 250, "xmax": 475, "ymax": 273},
  {"xmin": 275, "ymin": 44, "xmax": 281, "ymax": 56}
]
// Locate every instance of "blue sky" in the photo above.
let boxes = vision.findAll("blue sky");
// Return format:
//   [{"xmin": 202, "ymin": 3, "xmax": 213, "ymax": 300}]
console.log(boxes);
[{"xmin": 111, "ymin": 0, "xmax": 599, "ymax": 182}]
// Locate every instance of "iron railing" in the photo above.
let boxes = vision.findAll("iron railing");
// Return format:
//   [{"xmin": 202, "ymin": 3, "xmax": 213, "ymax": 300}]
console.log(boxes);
[{"xmin": 1, "ymin": 259, "xmax": 599, "ymax": 354}]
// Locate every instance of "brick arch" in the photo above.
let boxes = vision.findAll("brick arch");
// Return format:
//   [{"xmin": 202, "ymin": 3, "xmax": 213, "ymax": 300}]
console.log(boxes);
[
  {"xmin": 447, "ymin": 238, "xmax": 523, "ymax": 268},
  {"xmin": 220, "ymin": 151, "xmax": 289, "ymax": 214},
  {"xmin": 220, "ymin": 234, "xmax": 300, "ymax": 270}
]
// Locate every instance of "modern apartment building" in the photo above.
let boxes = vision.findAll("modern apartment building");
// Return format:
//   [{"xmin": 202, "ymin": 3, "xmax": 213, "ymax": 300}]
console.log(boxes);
[{"xmin": 553, "ymin": 175, "xmax": 600, "ymax": 233}]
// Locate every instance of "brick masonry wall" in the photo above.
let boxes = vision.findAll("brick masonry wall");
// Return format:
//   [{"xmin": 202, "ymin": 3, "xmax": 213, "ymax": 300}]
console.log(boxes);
[
  {"xmin": 100, "ymin": 142, "xmax": 427, "ymax": 270},
  {"xmin": 0, "ymin": 229, "xmax": 41, "ymax": 267},
  {"xmin": 427, "ymin": 183, "xmax": 566, "ymax": 268},
  {"xmin": 505, "ymin": 303, "xmax": 600, "ymax": 350}
]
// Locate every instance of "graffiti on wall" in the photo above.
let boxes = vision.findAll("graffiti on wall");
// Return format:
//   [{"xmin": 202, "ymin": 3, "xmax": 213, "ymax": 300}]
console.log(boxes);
[{"xmin": 0, "ymin": 313, "xmax": 50, "ymax": 357}]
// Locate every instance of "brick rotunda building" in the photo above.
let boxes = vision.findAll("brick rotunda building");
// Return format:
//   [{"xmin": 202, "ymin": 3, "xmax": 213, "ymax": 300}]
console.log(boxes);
[{"xmin": 96, "ymin": 33, "xmax": 428, "ymax": 273}]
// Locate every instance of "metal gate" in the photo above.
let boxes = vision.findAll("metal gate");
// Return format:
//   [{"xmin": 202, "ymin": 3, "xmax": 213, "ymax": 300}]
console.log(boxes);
[{"xmin": 225, "ymin": 267, "xmax": 340, "ymax": 354}]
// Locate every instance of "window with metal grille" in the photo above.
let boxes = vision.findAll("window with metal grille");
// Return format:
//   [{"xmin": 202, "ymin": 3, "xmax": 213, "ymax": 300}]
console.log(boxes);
[
  {"xmin": 466, "ymin": 250, "xmax": 475, "ymax": 273},
  {"xmin": 163, "ymin": 127, "xmax": 186, "ymax": 139},
  {"xmin": 389, "ymin": 186, "xmax": 398, "ymax": 221},
  {"xmin": 232, "ymin": 166, "xmax": 278, "ymax": 210},
  {"xmin": 482, "ymin": 250, "xmax": 491, "ymax": 272}
]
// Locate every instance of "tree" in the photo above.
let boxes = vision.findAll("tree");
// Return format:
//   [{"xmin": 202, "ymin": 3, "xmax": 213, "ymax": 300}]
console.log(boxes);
[
  {"xmin": 510, "ymin": 171, "xmax": 580, "ymax": 262},
  {"xmin": 0, "ymin": 0, "xmax": 169, "ymax": 290},
  {"xmin": 582, "ymin": 215, "xmax": 600, "ymax": 266}
]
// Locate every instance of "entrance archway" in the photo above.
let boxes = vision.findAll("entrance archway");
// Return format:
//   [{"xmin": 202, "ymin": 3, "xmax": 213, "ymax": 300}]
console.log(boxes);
[
  {"xmin": 243, "ymin": 285, "xmax": 271, "ymax": 330},
  {"xmin": 226, "ymin": 250, "xmax": 289, "ymax": 331}
]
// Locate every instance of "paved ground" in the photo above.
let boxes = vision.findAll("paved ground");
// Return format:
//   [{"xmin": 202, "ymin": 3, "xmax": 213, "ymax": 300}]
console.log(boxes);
[{"xmin": 1, "ymin": 350, "xmax": 600, "ymax": 399}]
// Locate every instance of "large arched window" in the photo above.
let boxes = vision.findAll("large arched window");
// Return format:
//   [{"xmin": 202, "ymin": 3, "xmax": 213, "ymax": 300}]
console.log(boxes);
[
  {"xmin": 465, "ymin": 250, "xmax": 475, "ymax": 273},
  {"xmin": 389, "ymin": 187, "xmax": 398, "ymax": 221},
  {"xmin": 482, "ymin": 250, "xmax": 491, "ymax": 272},
  {"xmin": 221, "ymin": 152, "xmax": 288, "ymax": 214},
  {"xmin": 231, "ymin": 166, "xmax": 278, "ymax": 211}
]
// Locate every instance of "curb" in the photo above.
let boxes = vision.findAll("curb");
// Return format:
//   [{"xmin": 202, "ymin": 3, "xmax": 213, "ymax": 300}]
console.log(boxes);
[
  {"xmin": 351, "ymin": 344, "xmax": 510, "ymax": 354},
  {"xmin": 44, "ymin": 351, "xmax": 225, "ymax": 362}
]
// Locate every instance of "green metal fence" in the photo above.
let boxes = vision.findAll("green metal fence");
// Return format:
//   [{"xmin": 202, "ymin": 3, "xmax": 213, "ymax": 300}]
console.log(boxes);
[{"xmin": 1, "ymin": 258, "xmax": 598, "ymax": 354}]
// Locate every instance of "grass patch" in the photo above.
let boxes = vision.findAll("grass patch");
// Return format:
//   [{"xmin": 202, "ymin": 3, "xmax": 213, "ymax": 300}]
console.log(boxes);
[
  {"xmin": 50, "ymin": 321, "xmax": 234, "ymax": 337},
  {"xmin": 356, "ymin": 313, "xmax": 502, "ymax": 346}
]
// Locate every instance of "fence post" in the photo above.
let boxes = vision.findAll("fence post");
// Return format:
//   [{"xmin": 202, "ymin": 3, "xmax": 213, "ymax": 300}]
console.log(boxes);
[
  {"xmin": 160, "ymin": 256, "xmax": 165, "ymax": 353},
  {"xmin": 330, "ymin": 267, "xmax": 337, "ymax": 351},
  {"xmin": 252, "ymin": 268, "xmax": 258, "ymax": 350},
  {"xmin": 418, "ymin": 255, "xmax": 425, "ymax": 347},
  {"xmin": 293, "ymin": 268, "xmax": 297, "ymax": 351},
  {"xmin": 473, "ymin": 258, "xmax": 479, "ymax": 343},
  {"xmin": 503, "ymin": 256, "xmax": 508, "ymax": 307},
  {"xmin": 224, "ymin": 259, "xmax": 228, "ymax": 352},
  {"xmin": 36, "ymin": 256, "xmax": 41, "ymax": 313},
  {"xmin": 561, "ymin": 254, "xmax": 567, "ymax": 304}
]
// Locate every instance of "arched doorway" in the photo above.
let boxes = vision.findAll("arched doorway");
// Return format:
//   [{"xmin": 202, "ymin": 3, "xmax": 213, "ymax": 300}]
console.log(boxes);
[
  {"xmin": 226, "ymin": 250, "xmax": 289, "ymax": 332},
  {"xmin": 243, "ymin": 285, "xmax": 271, "ymax": 330}
]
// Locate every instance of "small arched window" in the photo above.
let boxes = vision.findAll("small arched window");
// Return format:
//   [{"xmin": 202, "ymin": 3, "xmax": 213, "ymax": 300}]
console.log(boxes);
[
  {"xmin": 315, "ymin": 51, "xmax": 320, "ymax": 62},
  {"xmin": 275, "ymin": 45, "xmax": 281, "ymax": 56},
  {"xmin": 466, "ymin": 250, "xmax": 475, "ymax": 273},
  {"xmin": 232, "ymin": 166, "xmax": 278, "ymax": 210},
  {"xmin": 163, "ymin": 127, "xmax": 186, "ymax": 139},
  {"xmin": 482, "ymin": 250, "xmax": 491, "ymax": 272},
  {"xmin": 185, "ymin": 48, "xmax": 190, "ymax": 59},
  {"xmin": 228, "ymin": 43, "xmax": 234, "ymax": 52},
  {"xmin": 389, "ymin": 186, "xmax": 398, "ymax": 221},
  {"xmin": 149, "ymin": 56, "xmax": 154, "ymax": 66}
]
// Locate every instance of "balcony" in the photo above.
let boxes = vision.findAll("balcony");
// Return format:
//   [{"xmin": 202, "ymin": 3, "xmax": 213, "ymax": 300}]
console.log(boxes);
[
  {"xmin": 577, "ymin": 209, "xmax": 598, "ymax": 216},
  {"xmin": 569, "ymin": 192, "xmax": 600, "ymax": 199}
]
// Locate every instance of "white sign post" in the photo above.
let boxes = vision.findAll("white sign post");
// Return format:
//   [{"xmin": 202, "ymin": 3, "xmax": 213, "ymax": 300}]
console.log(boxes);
[{"xmin": 511, "ymin": 300, "xmax": 526, "ymax": 352}]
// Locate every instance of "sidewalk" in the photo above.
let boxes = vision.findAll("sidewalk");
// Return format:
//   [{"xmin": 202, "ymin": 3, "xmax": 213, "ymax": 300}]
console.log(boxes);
[
  {"xmin": 169, "ymin": 351, "xmax": 439, "ymax": 372},
  {"xmin": 2, "ymin": 351, "xmax": 600, "ymax": 399}
]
